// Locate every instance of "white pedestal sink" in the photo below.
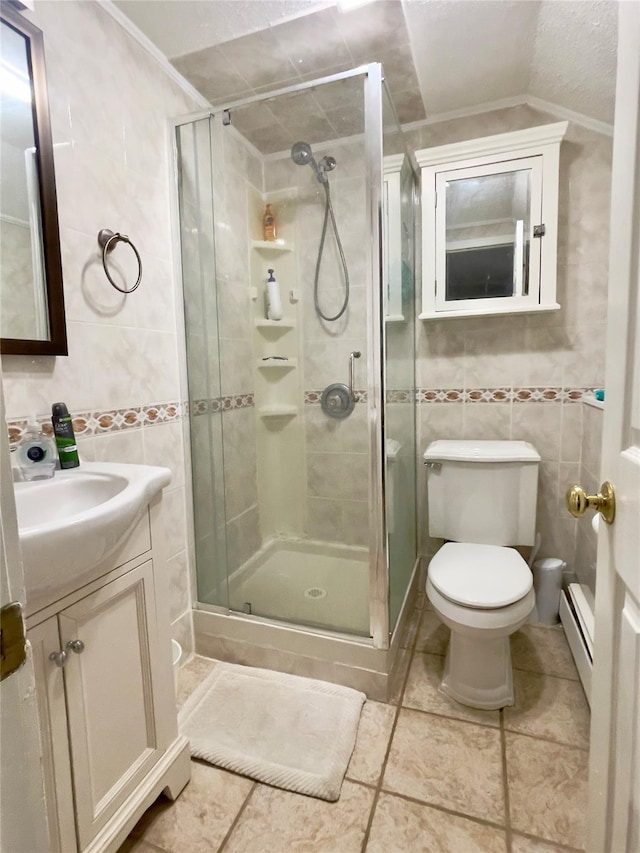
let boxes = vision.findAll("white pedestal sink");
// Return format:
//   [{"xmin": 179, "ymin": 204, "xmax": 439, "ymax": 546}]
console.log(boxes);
[{"xmin": 15, "ymin": 461, "xmax": 171, "ymax": 613}]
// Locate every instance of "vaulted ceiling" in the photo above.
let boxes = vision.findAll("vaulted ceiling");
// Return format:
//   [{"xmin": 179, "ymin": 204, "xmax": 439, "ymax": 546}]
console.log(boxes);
[{"xmin": 115, "ymin": 0, "xmax": 618, "ymax": 127}]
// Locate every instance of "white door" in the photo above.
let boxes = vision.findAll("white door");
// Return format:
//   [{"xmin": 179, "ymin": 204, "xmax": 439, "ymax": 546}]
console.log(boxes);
[
  {"xmin": 587, "ymin": 4, "xmax": 640, "ymax": 851},
  {"xmin": 0, "ymin": 383, "xmax": 50, "ymax": 852}
]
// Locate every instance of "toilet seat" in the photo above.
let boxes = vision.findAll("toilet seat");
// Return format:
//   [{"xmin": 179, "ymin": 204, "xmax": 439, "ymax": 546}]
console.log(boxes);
[{"xmin": 429, "ymin": 542, "xmax": 532, "ymax": 609}]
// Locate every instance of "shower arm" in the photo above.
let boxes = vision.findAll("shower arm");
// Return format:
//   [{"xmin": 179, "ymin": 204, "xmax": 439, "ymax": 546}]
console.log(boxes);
[{"xmin": 349, "ymin": 351, "xmax": 361, "ymax": 401}]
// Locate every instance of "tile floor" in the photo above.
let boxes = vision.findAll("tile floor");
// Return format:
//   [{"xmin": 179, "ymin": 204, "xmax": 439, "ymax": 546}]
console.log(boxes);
[{"xmin": 120, "ymin": 599, "xmax": 590, "ymax": 853}]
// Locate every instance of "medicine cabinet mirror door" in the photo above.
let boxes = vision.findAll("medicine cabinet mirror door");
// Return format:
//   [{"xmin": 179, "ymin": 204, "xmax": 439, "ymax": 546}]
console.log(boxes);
[
  {"xmin": 0, "ymin": 5, "xmax": 67, "ymax": 355},
  {"xmin": 435, "ymin": 157, "xmax": 543, "ymax": 315}
]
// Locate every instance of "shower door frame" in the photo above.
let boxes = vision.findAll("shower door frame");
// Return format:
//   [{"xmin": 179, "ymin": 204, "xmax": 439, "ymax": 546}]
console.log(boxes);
[{"xmin": 170, "ymin": 63, "xmax": 391, "ymax": 649}]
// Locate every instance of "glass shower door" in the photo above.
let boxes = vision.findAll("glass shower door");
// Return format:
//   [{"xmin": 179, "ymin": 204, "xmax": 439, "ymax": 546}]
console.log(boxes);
[
  {"xmin": 381, "ymin": 85, "xmax": 418, "ymax": 633},
  {"xmin": 176, "ymin": 117, "xmax": 229, "ymax": 610}
]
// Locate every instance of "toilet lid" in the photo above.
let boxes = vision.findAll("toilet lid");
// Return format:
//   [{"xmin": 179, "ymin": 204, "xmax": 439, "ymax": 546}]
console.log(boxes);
[{"xmin": 429, "ymin": 543, "xmax": 533, "ymax": 608}]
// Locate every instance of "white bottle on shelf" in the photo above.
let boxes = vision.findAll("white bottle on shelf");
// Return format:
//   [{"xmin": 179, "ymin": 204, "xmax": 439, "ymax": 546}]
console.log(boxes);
[{"xmin": 265, "ymin": 268, "xmax": 283, "ymax": 321}]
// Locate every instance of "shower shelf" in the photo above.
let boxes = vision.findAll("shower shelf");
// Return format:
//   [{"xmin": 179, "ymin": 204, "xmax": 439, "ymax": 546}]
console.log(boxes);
[
  {"xmin": 254, "ymin": 318, "xmax": 296, "ymax": 330},
  {"xmin": 252, "ymin": 240, "xmax": 294, "ymax": 253},
  {"xmin": 257, "ymin": 358, "xmax": 297, "ymax": 371},
  {"xmin": 258, "ymin": 405, "xmax": 298, "ymax": 419}
]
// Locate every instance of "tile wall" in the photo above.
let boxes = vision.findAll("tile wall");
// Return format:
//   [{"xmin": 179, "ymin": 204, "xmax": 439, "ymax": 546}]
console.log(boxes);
[
  {"xmin": 408, "ymin": 105, "xmax": 612, "ymax": 569},
  {"xmin": 263, "ymin": 137, "xmax": 371, "ymax": 548},
  {"xmin": 2, "ymin": 0, "xmax": 200, "ymax": 652},
  {"xmin": 172, "ymin": 1, "xmax": 426, "ymax": 132}
]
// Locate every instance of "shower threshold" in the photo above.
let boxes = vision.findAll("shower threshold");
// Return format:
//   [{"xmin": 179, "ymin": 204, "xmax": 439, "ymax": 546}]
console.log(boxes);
[{"xmin": 227, "ymin": 537, "xmax": 369, "ymax": 636}]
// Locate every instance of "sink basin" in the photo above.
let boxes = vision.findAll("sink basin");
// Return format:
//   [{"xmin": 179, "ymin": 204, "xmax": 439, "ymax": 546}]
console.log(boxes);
[{"xmin": 15, "ymin": 462, "xmax": 171, "ymax": 614}]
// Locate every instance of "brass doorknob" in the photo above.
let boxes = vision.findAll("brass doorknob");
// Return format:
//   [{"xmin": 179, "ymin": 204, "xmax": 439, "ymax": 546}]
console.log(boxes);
[{"xmin": 566, "ymin": 481, "xmax": 616, "ymax": 525}]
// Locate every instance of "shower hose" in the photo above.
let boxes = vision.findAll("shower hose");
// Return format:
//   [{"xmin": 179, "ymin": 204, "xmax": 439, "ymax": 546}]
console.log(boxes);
[{"xmin": 314, "ymin": 181, "xmax": 350, "ymax": 322}]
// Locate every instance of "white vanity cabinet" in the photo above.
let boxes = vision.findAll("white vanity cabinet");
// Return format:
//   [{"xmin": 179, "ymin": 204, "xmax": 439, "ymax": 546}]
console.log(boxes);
[
  {"xmin": 27, "ymin": 500, "xmax": 191, "ymax": 853},
  {"xmin": 417, "ymin": 122, "xmax": 567, "ymax": 320}
]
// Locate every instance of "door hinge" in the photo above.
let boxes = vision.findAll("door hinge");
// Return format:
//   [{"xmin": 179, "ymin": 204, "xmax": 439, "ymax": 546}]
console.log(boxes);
[
  {"xmin": 222, "ymin": 109, "xmax": 231, "ymax": 126},
  {"xmin": 434, "ymin": 192, "xmax": 437, "ymax": 208},
  {"xmin": 0, "ymin": 602, "xmax": 27, "ymax": 682},
  {"xmin": 533, "ymin": 224, "xmax": 545, "ymax": 238}
]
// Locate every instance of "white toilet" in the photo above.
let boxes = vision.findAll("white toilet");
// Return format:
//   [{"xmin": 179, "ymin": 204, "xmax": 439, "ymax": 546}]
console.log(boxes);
[{"xmin": 424, "ymin": 439, "xmax": 541, "ymax": 710}]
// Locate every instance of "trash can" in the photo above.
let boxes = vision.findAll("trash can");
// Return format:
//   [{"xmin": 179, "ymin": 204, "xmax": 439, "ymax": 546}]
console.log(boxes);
[{"xmin": 531, "ymin": 558, "xmax": 566, "ymax": 625}]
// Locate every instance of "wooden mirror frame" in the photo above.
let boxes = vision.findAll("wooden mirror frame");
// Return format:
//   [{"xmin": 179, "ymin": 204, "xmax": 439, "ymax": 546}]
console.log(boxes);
[{"xmin": 1, "ymin": 5, "xmax": 67, "ymax": 356}]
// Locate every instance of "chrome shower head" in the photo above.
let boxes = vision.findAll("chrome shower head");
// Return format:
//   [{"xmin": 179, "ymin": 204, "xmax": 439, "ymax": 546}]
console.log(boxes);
[
  {"xmin": 290, "ymin": 141, "xmax": 336, "ymax": 184},
  {"xmin": 291, "ymin": 141, "xmax": 314, "ymax": 166}
]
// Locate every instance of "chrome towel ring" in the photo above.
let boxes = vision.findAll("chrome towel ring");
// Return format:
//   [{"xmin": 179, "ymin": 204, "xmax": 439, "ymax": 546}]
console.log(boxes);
[{"xmin": 97, "ymin": 229, "xmax": 142, "ymax": 294}]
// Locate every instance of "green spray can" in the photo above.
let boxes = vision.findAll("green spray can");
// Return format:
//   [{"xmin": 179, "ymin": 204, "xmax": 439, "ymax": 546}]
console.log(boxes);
[{"xmin": 51, "ymin": 402, "xmax": 80, "ymax": 469}]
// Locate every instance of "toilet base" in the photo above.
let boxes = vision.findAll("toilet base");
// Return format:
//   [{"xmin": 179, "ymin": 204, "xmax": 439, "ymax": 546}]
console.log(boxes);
[{"xmin": 441, "ymin": 632, "xmax": 514, "ymax": 710}]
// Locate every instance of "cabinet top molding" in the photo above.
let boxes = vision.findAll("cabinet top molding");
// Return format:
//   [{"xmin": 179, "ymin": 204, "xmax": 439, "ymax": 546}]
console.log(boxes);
[{"xmin": 415, "ymin": 122, "xmax": 569, "ymax": 168}]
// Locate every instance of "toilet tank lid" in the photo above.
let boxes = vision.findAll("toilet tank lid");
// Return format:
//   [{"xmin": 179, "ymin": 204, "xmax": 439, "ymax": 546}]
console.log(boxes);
[{"xmin": 423, "ymin": 440, "xmax": 541, "ymax": 463}]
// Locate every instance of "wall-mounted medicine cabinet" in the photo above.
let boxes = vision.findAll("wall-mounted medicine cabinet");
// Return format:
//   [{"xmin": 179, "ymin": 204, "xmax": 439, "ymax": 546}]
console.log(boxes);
[{"xmin": 416, "ymin": 122, "xmax": 567, "ymax": 320}]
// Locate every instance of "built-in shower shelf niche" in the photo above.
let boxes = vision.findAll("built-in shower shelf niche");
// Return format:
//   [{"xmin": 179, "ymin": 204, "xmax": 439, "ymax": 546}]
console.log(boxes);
[
  {"xmin": 258, "ymin": 405, "xmax": 298, "ymax": 419},
  {"xmin": 257, "ymin": 358, "xmax": 297, "ymax": 372},
  {"xmin": 251, "ymin": 240, "xmax": 294, "ymax": 253}
]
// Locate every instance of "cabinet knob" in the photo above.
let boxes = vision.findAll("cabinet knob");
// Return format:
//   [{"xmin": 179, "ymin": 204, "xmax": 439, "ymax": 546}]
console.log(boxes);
[
  {"xmin": 49, "ymin": 650, "xmax": 68, "ymax": 667},
  {"xmin": 66, "ymin": 639, "xmax": 85, "ymax": 654}
]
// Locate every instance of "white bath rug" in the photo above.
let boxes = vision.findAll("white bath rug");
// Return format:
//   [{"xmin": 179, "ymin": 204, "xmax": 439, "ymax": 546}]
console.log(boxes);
[{"xmin": 178, "ymin": 662, "xmax": 366, "ymax": 801}]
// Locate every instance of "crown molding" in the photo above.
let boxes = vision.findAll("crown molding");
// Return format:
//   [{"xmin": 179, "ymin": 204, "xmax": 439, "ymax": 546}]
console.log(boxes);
[
  {"xmin": 524, "ymin": 95, "xmax": 613, "ymax": 138},
  {"xmin": 402, "ymin": 96, "xmax": 527, "ymax": 131},
  {"xmin": 403, "ymin": 94, "xmax": 613, "ymax": 139},
  {"xmin": 97, "ymin": 1, "xmax": 210, "ymax": 109},
  {"xmin": 415, "ymin": 121, "xmax": 568, "ymax": 167}
]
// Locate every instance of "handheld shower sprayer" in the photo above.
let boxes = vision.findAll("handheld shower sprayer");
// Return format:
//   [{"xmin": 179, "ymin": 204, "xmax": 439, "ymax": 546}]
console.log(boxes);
[
  {"xmin": 290, "ymin": 141, "xmax": 350, "ymax": 322},
  {"xmin": 290, "ymin": 141, "xmax": 335, "ymax": 184}
]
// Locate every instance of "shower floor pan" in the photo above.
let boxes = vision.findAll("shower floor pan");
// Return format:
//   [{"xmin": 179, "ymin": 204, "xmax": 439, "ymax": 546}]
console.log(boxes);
[{"xmin": 227, "ymin": 538, "xmax": 369, "ymax": 635}]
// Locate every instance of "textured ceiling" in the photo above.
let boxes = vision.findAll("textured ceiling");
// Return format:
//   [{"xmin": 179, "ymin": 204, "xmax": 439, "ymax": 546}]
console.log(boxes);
[
  {"xmin": 114, "ymin": 0, "xmax": 618, "ymax": 130},
  {"xmin": 528, "ymin": 0, "xmax": 618, "ymax": 124},
  {"xmin": 403, "ymin": 1, "xmax": 540, "ymax": 117},
  {"xmin": 114, "ymin": 0, "xmax": 333, "ymax": 59},
  {"xmin": 405, "ymin": 0, "xmax": 617, "ymax": 125}
]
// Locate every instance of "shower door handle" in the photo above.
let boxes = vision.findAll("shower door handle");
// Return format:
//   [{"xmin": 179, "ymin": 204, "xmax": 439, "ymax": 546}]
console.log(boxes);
[{"xmin": 349, "ymin": 351, "xmax": 361, "ymax": 401}]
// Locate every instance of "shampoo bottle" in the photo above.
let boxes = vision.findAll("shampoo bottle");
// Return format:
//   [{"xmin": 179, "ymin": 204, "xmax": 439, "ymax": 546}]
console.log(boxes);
[
  {"xmin": 51, "ymin": 402, "xmax": 80, "ymax": 469},
  {"xmin": 263, "ymin": 203, "xmax": 276, "ymax": 241},
  {"xmin": 17, "ymin": 419, "xmax": 57, "ymax": 481},
  {"xmin": 265, "ymin": 269, "xmax": 282, "ymax": 321}
]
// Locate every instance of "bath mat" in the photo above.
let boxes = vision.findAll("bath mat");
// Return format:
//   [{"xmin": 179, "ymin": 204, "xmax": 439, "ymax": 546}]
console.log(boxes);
[{"xmin": 178, "ymin": 662, "xmax": 366, "ymax": 801}]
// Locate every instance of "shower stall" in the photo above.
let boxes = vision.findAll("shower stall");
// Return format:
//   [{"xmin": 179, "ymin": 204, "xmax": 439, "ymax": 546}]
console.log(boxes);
[{"xmin": 174, "ymin": 64, "xmax": 418, "ymax": 698}]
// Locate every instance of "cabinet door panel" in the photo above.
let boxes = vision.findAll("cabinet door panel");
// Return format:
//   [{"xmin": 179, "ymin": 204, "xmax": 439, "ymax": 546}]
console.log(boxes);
[
  {"xmin": 29, "ymin": 617, "xmax": 76, "ymax": 853},
  {"xmin": 60, "ymin": 561, "xmax": 162, "ymax": 849}
]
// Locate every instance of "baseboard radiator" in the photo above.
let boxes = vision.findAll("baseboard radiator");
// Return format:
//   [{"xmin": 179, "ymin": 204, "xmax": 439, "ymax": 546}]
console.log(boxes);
[{"xmin": 559, "ymin": 582, "xmax": 594, "ymax": 705}]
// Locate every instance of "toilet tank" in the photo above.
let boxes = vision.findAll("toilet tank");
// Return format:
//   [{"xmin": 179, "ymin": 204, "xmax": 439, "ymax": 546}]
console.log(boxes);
[{"xmin": 424, "ymin": 440, "xmax": 540, "ymax": 546}]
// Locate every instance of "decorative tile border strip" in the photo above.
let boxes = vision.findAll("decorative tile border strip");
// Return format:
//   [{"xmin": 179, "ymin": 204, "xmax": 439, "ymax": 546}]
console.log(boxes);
[
  {"xmin": 7, "ymin": 401, "xmax": 184, "ymax": 447},
  {"xmin": 189, "ymin": 394, "xmax": 255, "ymax": 415},
  {"xmin": 7, "ymin": 387, "xmax": 595, "ymax": 445},
  {"xmin": 304, "ymin": 390, "xmax": 368, "ymax": 404},
  {"xmin": 386, "ymin": 389, "xmax": 414, "ymax": 403},
  {"xmin": 417, "ymin": 387, "xmax": 595, "ymax": 404}
]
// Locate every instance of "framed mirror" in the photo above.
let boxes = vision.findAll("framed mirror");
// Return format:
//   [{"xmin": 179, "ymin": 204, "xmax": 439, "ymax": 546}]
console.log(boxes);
[
  {"xmin": 0, "ymin": 5, "xmax": 67, "ymax": 355},
  {"xmin": 438, "ymin": 158, "xmax": 540, "ymax": 308}
]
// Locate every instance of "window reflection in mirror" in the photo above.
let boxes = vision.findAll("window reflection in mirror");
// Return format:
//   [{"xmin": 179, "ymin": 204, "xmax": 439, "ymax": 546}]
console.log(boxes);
[
  {"xmin": 444, "ymin": 169, "xmax": 532, "ymax": 302},
  {"xmin": 0, "ymin": 7, "xmax": 66, "ymax": 355}
]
